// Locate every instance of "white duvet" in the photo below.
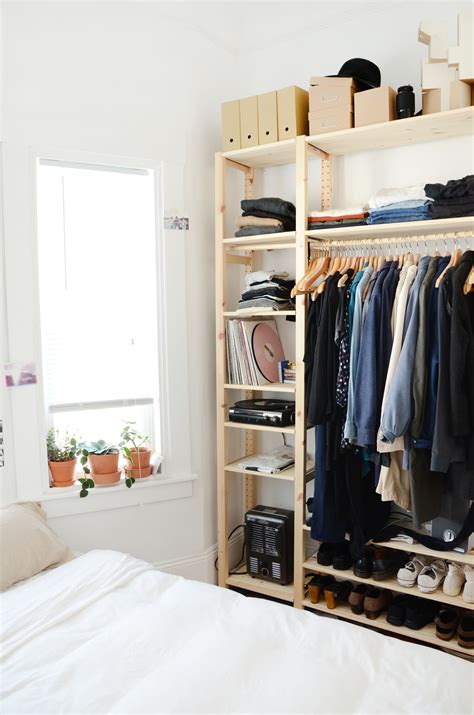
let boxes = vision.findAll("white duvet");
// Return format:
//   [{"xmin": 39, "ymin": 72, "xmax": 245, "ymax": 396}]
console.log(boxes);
[{"xmin": 0, "ymin": 550, "xmax": 472, "ymax": 714}]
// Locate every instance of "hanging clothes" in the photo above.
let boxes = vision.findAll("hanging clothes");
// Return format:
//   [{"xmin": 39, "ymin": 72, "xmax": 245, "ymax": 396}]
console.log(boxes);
[{"xmin": 306, "ymin": 248, "xmax": 474, "ymax": 553}]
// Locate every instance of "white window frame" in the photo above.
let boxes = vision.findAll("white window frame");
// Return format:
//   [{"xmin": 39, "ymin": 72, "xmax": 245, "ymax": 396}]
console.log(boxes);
[{"xmin": 3, "ymin": 147, "xmax": 195, "ymax": 514}]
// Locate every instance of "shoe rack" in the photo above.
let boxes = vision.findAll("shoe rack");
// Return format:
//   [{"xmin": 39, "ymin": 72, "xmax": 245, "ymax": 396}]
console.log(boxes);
[{"xmin": 215, "ymin": 106, "xmax": 474, "ymax": 659}]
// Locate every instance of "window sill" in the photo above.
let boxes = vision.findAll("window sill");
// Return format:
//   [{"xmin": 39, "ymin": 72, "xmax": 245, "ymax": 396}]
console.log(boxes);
[{"xmin": 41, "ymin": 474, "xmax": 197, "ymax": 519}]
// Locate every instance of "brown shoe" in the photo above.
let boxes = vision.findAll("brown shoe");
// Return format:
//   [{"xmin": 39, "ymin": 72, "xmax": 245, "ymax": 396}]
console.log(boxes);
[
  {"xmin": 435, "ymin": 608, "xmax": 459, "ymax": 641},
  {"xmin": 348, "ymin": 584, "xmax": 371, "ymax": 615},
  {"xmin": 364, "ymin": 587, "xmax": 392, "ymax": 620},
  {"xmin": 458, "ymin": 614, "xmax": 474, "ymax": 649}
]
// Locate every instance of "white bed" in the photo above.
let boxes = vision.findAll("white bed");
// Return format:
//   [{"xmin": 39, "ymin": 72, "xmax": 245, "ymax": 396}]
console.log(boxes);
[{"xmin": 1, "ymin": 550, "xmax": 472, "ymax": 714}]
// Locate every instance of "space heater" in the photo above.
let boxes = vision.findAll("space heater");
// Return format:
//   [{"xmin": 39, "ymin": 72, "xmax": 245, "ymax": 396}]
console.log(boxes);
[{"xmin": 245, "ymin": 505, "xmax": 294, "ymax": 585}]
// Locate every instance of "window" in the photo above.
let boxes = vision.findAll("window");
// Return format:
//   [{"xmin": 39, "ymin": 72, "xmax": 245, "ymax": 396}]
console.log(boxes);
[{"xmin": 36, "ymin": 160, "xmax": 161, "ymax": 456}]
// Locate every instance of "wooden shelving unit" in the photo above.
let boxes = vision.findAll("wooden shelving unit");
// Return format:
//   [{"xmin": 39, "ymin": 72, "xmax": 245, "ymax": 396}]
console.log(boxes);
[
  {"xmin": 302, "ymin": 599, "xmax": 469, "ymax": 656},
  {"xmin": 304, "ymin": 556, "xmax": 474, "ymax": 610},
  {"xmin": 215, "ymin": 106, "xmax": 474, "ymax": 657}
]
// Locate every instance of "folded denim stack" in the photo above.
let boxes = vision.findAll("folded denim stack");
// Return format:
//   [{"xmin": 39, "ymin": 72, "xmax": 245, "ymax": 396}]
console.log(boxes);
[
  {"xmin": 237, "ymin": 269, "xmax": 295, "ymax": 313},
  {"xmin": 425, "ymin": 174, "xmax": 474, "ymax": 219},
  {"xmin": 307, "ymin": 207, "xmax": 368, "ymax": 230},
  {"xmin": 367, "ymin": 185, "xmax": 432, "ymax": 225},
  {"xmin": 235, "ymin": 197, "xmax": 296, "ymax": 237}
]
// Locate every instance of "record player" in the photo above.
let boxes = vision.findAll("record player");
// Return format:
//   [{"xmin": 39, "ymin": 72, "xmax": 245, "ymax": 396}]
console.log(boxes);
[{"xmin": 228, "ymin": 399, "xmax": 295, "ymax": 427}]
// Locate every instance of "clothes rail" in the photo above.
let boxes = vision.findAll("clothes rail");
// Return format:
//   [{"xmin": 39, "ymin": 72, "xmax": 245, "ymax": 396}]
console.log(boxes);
[{"xmin": 310, "ymin": 232, "xmax": 474, "ymax": 254}]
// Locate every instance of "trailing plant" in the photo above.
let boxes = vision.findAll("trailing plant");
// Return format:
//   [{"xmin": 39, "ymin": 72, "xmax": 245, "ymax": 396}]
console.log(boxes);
[
  {"xmin": 78, "ymin": 440, "xmax": 120, "ymax": 497},
  {"xmin": 119, "ymin": 421, "xmax": 150, "ymax": 487},
  {"xmin": 78, "ymin": 449, "xmax": 94, "ymax": 498},
  {"xmin": 47, "ymin": 428, "xmax": 80, "ymax": 462}
]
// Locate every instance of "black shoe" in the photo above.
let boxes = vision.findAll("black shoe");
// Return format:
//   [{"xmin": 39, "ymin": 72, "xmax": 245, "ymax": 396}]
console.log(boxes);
[
  {"xmin": 353, "ymin": 546, "xmax": 378, "ymax": 578},
  {"xmin": 332, "ymin": 541, "xmax": 353, "ymax": 570},
  {"xmin": 372, "ymin": 550, "xmax": 407, "ymax": 581},
  {"xmin": 386, "ymin": 595, "xmax": 417, "ymax": 627},
  {"xmin": 404, "ymin": 598, "xmax": 439, "ymax": 630},
  {"xmin": 316, "ymin": 542, "xmax": 335, "ymax": 566}
]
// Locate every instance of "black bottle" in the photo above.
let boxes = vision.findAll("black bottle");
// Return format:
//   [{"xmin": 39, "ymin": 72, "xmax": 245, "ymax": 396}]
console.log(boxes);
[{"xmin": 396, "ymin": 85, "xmax": 415, "ymax": 119}]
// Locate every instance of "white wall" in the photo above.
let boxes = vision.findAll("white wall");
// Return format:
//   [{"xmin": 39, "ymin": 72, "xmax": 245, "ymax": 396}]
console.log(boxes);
[
  {"xmin": 0, "ymin": 1, "xmax": 245, "ymax": 576},
  {"xmin": 1, "ymin": 1, "xmax": 472, "ymax": 578}
]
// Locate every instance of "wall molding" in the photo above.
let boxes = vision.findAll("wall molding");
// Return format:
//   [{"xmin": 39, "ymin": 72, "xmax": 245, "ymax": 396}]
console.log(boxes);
[{"xmin": 155, "ymin": 531, "xmax": 244, "ymax": 584}]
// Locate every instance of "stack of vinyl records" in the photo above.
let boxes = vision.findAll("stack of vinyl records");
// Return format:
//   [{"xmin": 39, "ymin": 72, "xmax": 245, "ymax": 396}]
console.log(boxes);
[{"xmin": 226, "ymin": 319, "xmax": 285, "ymax": 386}]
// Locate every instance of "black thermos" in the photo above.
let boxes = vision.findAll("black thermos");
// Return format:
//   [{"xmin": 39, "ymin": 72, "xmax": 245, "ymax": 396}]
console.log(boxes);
[{"xmin": 396, "ymin": 85, "xmax": 415, "ymax": 119}]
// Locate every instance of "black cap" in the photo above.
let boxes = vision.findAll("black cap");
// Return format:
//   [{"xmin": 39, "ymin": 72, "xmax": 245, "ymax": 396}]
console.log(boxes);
[{"xmin": 328, "ymin": 58, "xmax": 381, "ymax": 91}]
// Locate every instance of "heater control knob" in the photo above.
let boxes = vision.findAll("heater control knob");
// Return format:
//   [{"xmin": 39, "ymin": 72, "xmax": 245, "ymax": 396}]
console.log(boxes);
[{"xmin": 261, "ymin": 566, "xmax": 269, "ymax": 577}]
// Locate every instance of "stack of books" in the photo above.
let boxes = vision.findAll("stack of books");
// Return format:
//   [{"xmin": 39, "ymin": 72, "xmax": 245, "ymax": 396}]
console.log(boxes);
[{"xmin": 278, "ymin": 360, "xmax": 296, "ymax": 384}]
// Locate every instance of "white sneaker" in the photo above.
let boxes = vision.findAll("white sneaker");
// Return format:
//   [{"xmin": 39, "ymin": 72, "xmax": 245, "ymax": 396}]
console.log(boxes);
[
  {"xmin": 463, "ymin": 566, "xmax": 474, "ymax": 604},
  {"xmin": 397, "ymin": 555, "xmax": 428, "ymax": 588},
  {"xmin": 417, "ymin": 559, "xmax": 448, "ymax": 594},
  {"xmin": 443, "ymin": 562, "xmax": 465, "ymax": 597}
]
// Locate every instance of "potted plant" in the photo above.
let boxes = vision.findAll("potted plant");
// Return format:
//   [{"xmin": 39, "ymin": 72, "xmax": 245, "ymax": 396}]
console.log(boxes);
[
  {"xmin": 47, "ymin": 429, "xmax": 79, "ymax": 487},
  {"xmin": 82, "ymin": 440, "xmax": 121, "ymax": 486},
  {"xmin": 120, "ymin": 422, "xmax": 152, "ymax": 479}
]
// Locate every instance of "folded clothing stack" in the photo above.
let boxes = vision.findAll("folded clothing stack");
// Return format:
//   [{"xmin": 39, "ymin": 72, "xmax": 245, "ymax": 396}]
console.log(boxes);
[
  {"xmin": 367, "ymin": 185, "xmax": 432, "ymax": 224},
  {"xmin": 425, "ymin": 174, "xmax": 474, "ymax": 219},
  {"xmin": 308, "ymin": 207, "xmax": 368, "ymax": 230},
  {"xmin": 235, "ymin": 197, "xmax": 296, "ymax": 237},
  {"xmin": 237, "ymin": 269, "xmax": 295, "ymax": 313}
]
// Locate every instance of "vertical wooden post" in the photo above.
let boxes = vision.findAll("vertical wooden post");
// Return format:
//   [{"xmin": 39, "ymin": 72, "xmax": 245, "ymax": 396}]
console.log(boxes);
[
  {"xmin": 243, "ymin": 168, "xmax": 256, "ymax": 514},
  {"xmin": 320, "ymin": 155, "xmax": 332, "ymax": 211},
  {"xmin": 215, "ymin": 152, "xmax": 229, "ymax": 587},
  {"xmin": 293, "ymin": 136, "xmax": 308, "ymax": 608}
]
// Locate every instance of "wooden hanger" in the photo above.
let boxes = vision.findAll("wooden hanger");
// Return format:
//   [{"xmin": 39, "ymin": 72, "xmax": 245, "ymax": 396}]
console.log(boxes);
[
  {"xmin": 435, "ymin": 247, "xmax": 462, "ymax": 288},
  {"xmin": 464, "ymin": 264, "xmax": 474, "ymax": 294},
  {"xmin": 291, "ymin": 256, "xmax": 317, "ymax": 297}
]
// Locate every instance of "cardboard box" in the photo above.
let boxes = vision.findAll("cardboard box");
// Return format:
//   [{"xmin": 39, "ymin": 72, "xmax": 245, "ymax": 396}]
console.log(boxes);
[
  {"xmin": 257, "ymin": 91, "xmax": 278, "ymax": 144},
  {"xmin": 277, "ymin": 86, "xmax": 309, "ymax": 139},
  {"xmin": 421, "ymin": 89, "xmax": 449, "ymax": 114},
  {"xmin": 221, "ymin": 100, "xmax": 241, "ymax": 151},
  {"xmin": 310, "ymin": 76, "xmax": 357, "ymax": 88},
  {"xmin": 308, "ymin": 107, "xmax": 353, "ymax": 135},
  {"xmin": 239, "ymin": 96, "xmax": 258, "ymax": 148},
  {"xmin": 422, "ymin": 88, "xmax": 443, "ymax": 114},
  {"xmin": 450, "ymin": 79, "xmax": 472, "ymax": 109},
  {"xmin": 309, "ymin": 81, "xmax": 355, "ymax": 113},
  {"xmin": 354, "ymin": 86, "xmax": 396, "ymax": 127}
]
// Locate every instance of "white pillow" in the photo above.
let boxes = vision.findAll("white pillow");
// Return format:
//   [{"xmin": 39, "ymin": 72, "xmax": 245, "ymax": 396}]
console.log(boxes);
[{"xmin": 0, "ymin": 502, "xmax": 73, "ymax": 590}]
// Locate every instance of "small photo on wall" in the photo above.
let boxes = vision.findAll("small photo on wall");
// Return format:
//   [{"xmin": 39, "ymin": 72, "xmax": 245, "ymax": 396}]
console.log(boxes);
[
  {"xmin": 164, "ymin": 215, "xmax": 189, "ymax": 230},
  {"xmin": 4, "ymin": 362, "xmax": 38, "ymax": 388}
]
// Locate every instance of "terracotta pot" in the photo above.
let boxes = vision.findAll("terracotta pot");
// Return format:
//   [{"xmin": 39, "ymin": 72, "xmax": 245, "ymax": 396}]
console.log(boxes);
[
  {"xmin": 89, "ymin": 452, "xmax": 119, "ymax": 475},
  {"xmin": 129, "ymin": 448, "xmax": 152, "ymax": 471},
  {"xmin": 93, "ymin": 470, "xmax": 121, "ymax": 486},
  {"xmin": 49, "ymin": 458, "xmax": 77, "ymax": 487},
  {"xmin": 130, "ymin": 465, "xmax": 152, "ymax": 478}
]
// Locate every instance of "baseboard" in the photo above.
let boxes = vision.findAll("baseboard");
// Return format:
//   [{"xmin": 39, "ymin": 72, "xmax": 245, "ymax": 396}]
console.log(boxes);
[{"xmin": 154, "ymin": 531, "xmax": 244, "ymax": 584}]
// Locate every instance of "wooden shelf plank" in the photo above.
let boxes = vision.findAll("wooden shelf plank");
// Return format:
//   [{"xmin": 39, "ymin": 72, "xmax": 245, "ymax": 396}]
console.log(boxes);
[
  {"xmin": 224, "ymin": 382, "xmax": 295, "ymax": 393},
  {"xmin": 227, "ymin": 572, "xmax": 294, "ymax": 602},
  {"xmin": 223, "ymin": 231, "xmax": 296, "ymax": 249},
  {"xmin": 372, "ymin": 540, "xmax": 474, "ymax": 566},
  {"xmin": 223, "ymin": 139, "xmax": 296, "ymax": 168},
  {"xmin": 307, "ymin": 107, "xmax": 474, "ymax": 156},
  {"xmin": 225, "ymin": 457, "xmax": 314, "ymax": 481},
  {"xmin": 224, "ymin": 421, "xmax": 295, "ymax": 434},
  {"xmin": 223, "ymin": 311, "xmax": 295, "ymax": 318},
  {"xmin": 306, "ymin": 216, "xmax": 474, "ymax": 242},
  {"xmin": 303, "ymin": 556, "xmax": 474, "ymax": 610},
  {"xmin": 302, "ymin": 599, "xmax": 471, "ymax": 656}
]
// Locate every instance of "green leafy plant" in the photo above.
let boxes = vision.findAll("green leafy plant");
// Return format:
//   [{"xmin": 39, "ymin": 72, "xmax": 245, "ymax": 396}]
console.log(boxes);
[
  {"xmin": 119, "ymin": 422, "xmax": 150, "ymax": 488},
  {"xmin": 47, "ymin": 428, "xmax": 80, "ymax": 462}
]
